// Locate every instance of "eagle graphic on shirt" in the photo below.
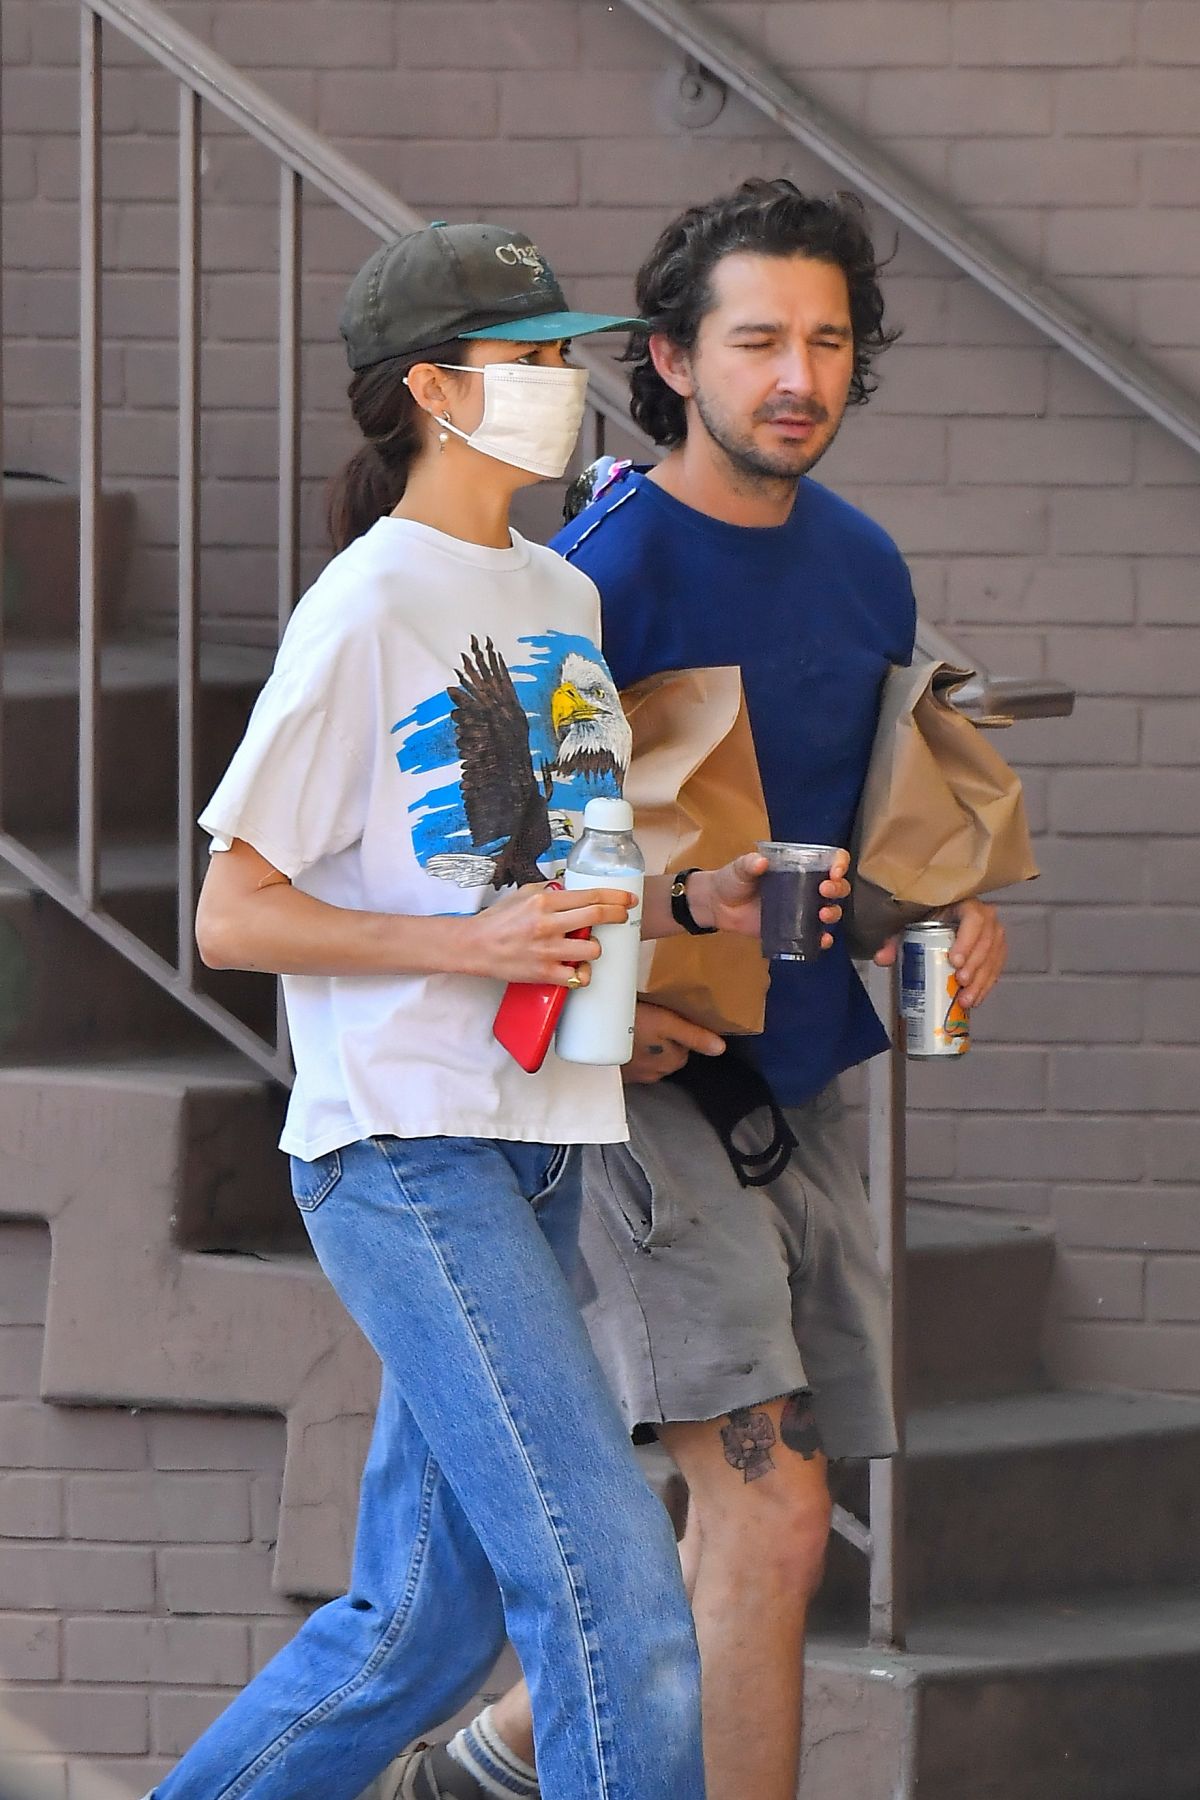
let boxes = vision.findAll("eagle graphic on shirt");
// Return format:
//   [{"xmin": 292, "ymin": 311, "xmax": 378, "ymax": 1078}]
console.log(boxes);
[{"xmin": 392, "ymin": 629, "xmax": 632, "ymax": 889}]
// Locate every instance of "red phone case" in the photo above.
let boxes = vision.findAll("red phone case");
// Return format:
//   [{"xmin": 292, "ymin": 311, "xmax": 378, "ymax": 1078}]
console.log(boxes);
[
  {"xmin": 492, "ymin": 978, "xmax": 572, "ymax": 1075},
  {"xmin": 493, "ymin": 887, "xmax": 591, "ymax": 1074}
]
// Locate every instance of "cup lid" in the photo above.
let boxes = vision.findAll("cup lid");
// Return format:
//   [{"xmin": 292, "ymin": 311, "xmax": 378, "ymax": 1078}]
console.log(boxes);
[{"xmin": 756, "ymin": 840, "xmax": 838, "ymax": 868}]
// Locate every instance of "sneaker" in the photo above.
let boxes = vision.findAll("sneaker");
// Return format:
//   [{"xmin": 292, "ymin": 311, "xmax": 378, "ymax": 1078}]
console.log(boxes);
[
  {"xmin": 379, "ymin": 1743, "xmax": 487, "ymax": 1800},
  {"xmin": 377, "ymin": 1744, "xmax": 436, "ymax": 1800}
]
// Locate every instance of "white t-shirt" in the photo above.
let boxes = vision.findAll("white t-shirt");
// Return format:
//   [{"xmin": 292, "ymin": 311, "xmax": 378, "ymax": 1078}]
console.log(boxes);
[{"xmin": 200, "ymin": 516, "xmax": 633, "ymax": 1159}]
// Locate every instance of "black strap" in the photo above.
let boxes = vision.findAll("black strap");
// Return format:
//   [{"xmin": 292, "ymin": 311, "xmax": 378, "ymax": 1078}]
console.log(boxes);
[
  {"xmin": 669, "ymin": 867, "xmax": 718, "ymax": 936},
  {"xmin": 666, "ymin": 1047, "xmax": 797, "ymax": 1188}
]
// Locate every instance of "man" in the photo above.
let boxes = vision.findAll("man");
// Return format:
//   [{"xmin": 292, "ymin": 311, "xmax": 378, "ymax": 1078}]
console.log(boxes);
[{"xmin": 389, "ymin": 178, "xmax": 1007, "ymax": 1800}]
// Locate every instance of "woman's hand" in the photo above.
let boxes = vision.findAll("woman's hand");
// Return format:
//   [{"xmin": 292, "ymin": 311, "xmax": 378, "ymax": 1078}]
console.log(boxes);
[
  {"xmin": 688, "ymin": 847, "xmax": 851, "ymax": 948},
  {"xmin": 458, "ymin": 883, "xmax": 635, "ymax": 986}
]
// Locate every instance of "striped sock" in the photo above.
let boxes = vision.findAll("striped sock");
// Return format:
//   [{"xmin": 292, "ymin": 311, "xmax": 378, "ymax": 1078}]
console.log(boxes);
[{"xmin": 446, "ymin": 1705, "xmax": 540, "ymax": 1799}]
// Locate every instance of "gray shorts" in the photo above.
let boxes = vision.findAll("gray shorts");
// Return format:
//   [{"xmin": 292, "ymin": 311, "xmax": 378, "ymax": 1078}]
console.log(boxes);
[{"xmin": 575, "ymin": 1077, "xmax": 899, "ymax": 1462}]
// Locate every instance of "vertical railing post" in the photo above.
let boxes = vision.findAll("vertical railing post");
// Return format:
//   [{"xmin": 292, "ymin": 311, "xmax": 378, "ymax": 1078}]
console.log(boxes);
[
  {"xmin": 275, "ymin": 165, "xmax": 303, "ymax": 1076},
  {"xmin": 278, "ymin": 166, "xmax": 302, "ymax": 639},
  {"xmin": 177, "ymin": 86, "xmax": 202, "ymax": 983},
  {"xmin": 866, "ymin": 957, "xmax": 908, "ymax": 1648},
  {"xmin": 0, "ymin": 0, "xmax": 7, "ymax": 826},
  {"xmin": 78, "ymin": 6, "xmax": 104, "ymax": 907}
]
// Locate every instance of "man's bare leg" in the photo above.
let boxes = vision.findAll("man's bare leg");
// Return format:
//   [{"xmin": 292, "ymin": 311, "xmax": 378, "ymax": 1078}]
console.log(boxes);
[
  {"xmin": 657, "ymin": 1392, "xmax": 831, "ymax": 1798},
  {"xmin": 483, "ymin": 1678, "xmax": 537, "ymax": 1772},
  {"xmin": 411, "ymin": 1393, "xmax": 829, "ymax": 1800}
]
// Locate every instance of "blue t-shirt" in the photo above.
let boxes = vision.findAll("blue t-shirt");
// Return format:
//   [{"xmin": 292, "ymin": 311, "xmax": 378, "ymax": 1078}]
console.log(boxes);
[{"xmin": 551, "ymin": 468, "xmax": 918, "ymax": 1106}]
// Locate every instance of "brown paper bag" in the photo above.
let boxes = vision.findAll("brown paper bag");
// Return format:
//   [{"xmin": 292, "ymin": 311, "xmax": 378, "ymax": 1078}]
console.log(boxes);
[
  {"xmin": 844, "ymin": 656, "xmax": 1039, "ymax": 957},
  {"xmin": 621, "ymin": 666, "xmax": 771, "ymax": 1036}
]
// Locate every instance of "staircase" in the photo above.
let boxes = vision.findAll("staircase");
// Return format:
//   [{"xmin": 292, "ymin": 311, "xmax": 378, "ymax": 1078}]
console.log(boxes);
[
  {"xmin": 0, "ymin": 476, "xmax": 377, "ymax": 1595},
  {"xmin": 804, "ymin": 1204, "xmax": 1200, "ymax": 1799},
  {"xmin": 0, "ymin": 480, "xmax": 280, "ymax": 1078}
]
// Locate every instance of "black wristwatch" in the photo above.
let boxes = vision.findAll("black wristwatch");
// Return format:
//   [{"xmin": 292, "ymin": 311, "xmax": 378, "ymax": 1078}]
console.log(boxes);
[{"xmin": 670, "ymin": 868, "xmax": 718, "ymax": 936}]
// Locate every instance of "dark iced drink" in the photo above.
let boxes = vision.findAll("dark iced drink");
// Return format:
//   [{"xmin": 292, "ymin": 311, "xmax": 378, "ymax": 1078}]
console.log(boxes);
[{"xmin": 756, "ymin": 842, "xmax": 838, "ymax": 963}]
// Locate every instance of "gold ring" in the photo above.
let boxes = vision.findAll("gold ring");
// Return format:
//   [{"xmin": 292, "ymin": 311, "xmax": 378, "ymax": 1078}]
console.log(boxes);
[{"xmin": 566, "ymin": 973, "xmax": 584, "ymax": 991}]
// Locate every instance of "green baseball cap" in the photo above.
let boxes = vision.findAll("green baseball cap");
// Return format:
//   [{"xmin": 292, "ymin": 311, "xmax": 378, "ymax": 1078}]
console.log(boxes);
[{"xmin": 339, "ymin": 222, "xmax": 643, "ymax": 371}]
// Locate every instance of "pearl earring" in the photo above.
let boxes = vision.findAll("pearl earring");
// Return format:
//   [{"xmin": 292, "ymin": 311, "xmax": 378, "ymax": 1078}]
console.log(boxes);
[{"xmin": 438, "ymin": 414, "xmax": 451, "ymax": 450}]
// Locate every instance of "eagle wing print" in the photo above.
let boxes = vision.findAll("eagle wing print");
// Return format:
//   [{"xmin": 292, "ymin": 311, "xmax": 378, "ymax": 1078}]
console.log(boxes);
[{"xmin": 444, "ymin": 635, "xmax": 551, "ymax": 889}]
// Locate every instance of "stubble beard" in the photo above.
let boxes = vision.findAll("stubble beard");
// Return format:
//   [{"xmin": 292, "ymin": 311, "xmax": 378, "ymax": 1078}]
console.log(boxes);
[{"xmin": 692, "ymin": 383, "xmax": 846, "ymax": 498}]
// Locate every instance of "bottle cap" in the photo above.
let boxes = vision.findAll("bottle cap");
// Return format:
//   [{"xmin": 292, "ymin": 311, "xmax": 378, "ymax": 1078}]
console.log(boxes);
[{"xmin": 582, "ymin": 796, "xmax": 634, "ymax": 832}]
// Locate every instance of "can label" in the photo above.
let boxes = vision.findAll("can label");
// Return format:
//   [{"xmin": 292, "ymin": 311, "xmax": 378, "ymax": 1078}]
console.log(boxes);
[{"xmin": 901, "ymin": 925, "xmax": 970, "ymax": 1058}]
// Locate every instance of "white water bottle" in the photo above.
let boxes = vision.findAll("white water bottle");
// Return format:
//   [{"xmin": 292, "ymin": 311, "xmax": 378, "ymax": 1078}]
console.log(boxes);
[{"xmin": 555, "ymin": 797, "xmax": 645, "ymax": 1066}]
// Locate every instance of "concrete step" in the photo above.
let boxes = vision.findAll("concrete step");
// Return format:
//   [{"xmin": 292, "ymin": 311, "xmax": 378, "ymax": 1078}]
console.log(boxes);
[
  {"xmin": 803, "ymin": 1585, "xmax": 1200, "ymax": 1800},
  {"xmin": 0, "ymin": 1046, "xmax": 298, "ymax": 1251},
  {"xmin": 0, "ymin": 841, "xmax": 277, "ymax": 1055},
  {"xmin": 0, "ymin": 876, "xmax": 211, "ymax": 1059},
  {"xmin": 1, "ymin": 637, "xmax": 271, "ymax": 835},
  {"xmin": 1, "ymin": 476, "xmax": 134, "ymax": 638},
  {"xmin": 907, "ymin": 1388, "xmax": 1200, "ymax": 1603},
  {"xmin": 0, "ymin": 1053, "xmax": 371, "ymax": 1600},
  {"xmin": 824, "ymin": 1387, "xmax": 1200, "ymax": 1615},
  {"xmin": 906, "ymin": 1202, "xmax": 1054, "ymax": 1401}
]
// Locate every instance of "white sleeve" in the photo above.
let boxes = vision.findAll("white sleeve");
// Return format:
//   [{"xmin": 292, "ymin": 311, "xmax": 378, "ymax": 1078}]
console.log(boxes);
[
  {"xmin": 582, "ymin": 569, "xmax": 605, "ymax": 651},
  {"xmin": 198, "ymin": 662, "xmax": 371, "ymax": 879}
]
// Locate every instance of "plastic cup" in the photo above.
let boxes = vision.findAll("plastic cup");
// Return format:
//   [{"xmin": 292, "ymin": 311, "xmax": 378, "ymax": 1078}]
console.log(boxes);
[{"xmin": 756, "ymin": 841, "xmax": 839, "ymax": 962}]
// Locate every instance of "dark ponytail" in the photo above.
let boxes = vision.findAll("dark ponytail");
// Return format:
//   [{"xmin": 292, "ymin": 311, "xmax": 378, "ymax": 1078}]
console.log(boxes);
[{"xmin": 326, "ymin": 337, "xmax": 467, "ymax": 552}]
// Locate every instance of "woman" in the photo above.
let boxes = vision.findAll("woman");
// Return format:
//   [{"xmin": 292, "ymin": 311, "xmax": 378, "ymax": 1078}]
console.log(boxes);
[{"xmin": 153, "ymin": 224, "xmax": 785, "ymax": 1800}]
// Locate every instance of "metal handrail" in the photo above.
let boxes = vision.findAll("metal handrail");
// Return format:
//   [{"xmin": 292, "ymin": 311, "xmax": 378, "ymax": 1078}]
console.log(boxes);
[
  {"xmin": 0, "ymin": 0, "xmax": 320, "ymax": 1085},
  {"xmin": 620, "ymin": 0, "xmax": 1200, "ymax": 462},
  {"xmin": 84, "ymin": 0, "xmax": 423, "ymax": 241},
  {"xmin": 913, "ymin": 617, "xmax": 1074, "ymax": 720}
]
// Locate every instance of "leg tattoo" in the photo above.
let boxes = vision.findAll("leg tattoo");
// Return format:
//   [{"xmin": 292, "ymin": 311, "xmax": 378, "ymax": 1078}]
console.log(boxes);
[
  {"xmin": 780, "ymin": 1391, "xmax": 823, "ymax": 1460},
  {"xmin": 720, "ymin": 1406, "xmax": 777, "ymax": 1482}
]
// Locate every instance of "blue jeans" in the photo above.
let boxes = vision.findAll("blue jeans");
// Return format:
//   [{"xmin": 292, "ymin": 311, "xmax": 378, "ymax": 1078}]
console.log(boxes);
[{"xmin": 151, "ymin": 1135, "xmax": 705, "ymax": 1800}]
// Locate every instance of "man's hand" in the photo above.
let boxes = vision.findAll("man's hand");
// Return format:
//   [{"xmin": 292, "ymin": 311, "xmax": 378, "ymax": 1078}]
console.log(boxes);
[
  {"xmin": 873, "ymin": 898, "xmax": 1007, "ymax": 1008},
  {"xmin": 940, "ymin": 897, "xmax": 1006, "ymax": 1007},
  {"xmin": 623, "ymin": 1001, "xmax": 726, "ymax": 1084},
  {"xmin": 689, "ymin": 848, "xmax": 851, "ymax": 946}
]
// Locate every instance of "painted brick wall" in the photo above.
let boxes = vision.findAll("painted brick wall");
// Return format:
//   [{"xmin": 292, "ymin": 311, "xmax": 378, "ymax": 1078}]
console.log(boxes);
[
  {"xmin": 1, "ymin": 3, "xmax": 1198, "ymax": 1375},
  {"xmin": 0, "ymin": 1222, "xmax": 309, "ymax": 1798}
]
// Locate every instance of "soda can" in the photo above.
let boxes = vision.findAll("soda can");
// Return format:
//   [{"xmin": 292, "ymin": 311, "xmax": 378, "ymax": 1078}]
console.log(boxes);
[{"xmin": 900, "ymin": 922, "xmax": 970, "ymax": 1058}]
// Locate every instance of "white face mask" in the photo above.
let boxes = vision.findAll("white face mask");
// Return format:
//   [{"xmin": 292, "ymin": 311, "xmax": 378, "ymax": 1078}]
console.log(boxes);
[{"xmin": 433, "ymin": 361, "xmax": 590, "ymax": 480}]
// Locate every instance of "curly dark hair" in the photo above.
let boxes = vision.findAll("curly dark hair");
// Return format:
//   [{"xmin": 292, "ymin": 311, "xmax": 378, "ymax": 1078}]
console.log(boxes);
[{"xmin": 627, "ymin": 178, "xmax": 898, "ymax": 447}]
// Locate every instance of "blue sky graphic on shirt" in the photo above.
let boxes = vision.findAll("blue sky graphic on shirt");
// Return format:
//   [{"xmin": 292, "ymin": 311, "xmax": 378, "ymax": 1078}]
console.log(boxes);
[{"xmin": 391, "ymin": 629, "xmax": 631, "ymax": 889}]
